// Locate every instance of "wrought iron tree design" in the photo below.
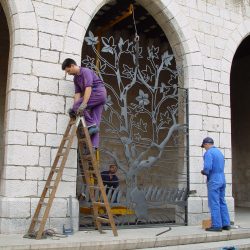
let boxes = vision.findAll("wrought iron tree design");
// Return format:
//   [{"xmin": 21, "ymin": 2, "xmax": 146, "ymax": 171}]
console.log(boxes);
[{"xmin": 82, "ymin": 31, "xmax": 187, "ymax": 201}]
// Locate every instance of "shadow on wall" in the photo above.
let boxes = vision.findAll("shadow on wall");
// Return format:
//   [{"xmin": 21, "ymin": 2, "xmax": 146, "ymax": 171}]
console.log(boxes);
[{"xmin": 0, "ymin": 4, "xmax": 10, "ymax": 173}]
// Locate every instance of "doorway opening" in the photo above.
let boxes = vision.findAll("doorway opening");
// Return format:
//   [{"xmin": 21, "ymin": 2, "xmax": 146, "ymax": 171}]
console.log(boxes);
[
  {"xmin": 78, "ymin": 0, "xmax": 189, "ymax": 228},
  {"xmin": 231, "ymin": 35, "xmax": 250, "ymax": 210},
  {"xmin": 0, "ymin": 3, "xmax": 10, "ymax": 174}
]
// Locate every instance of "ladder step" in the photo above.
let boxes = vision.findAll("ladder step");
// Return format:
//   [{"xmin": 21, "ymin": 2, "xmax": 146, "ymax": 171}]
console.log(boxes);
[
  {"xmin": 63, "ymin": 136, "xmax": 71, "ymax": 141},
  {"xmin": 46, "ymin": 185, "xmax": 54, "ymax": 189},
  {"xmin": 82, "ymin": 155, "xmax": 92, "ymax": 160},
  {"xmin": 78, "ymin": 138, "xmax": 87, "ymax": 143},
  {"xmin": 52, "ymin": 168, "xmax": 59, "ymax": 173},
  {"xmin": 93, "ymin": 202, "xmax": 105, "ymax": 207},
  {"xmin": 57, "ymin": 153, "xmax": 65, "ymax": 157},
  {"xmin": 33, "ymin": 218, "xmax": 41, "ymax": 223},
  {"xmin": 39, "ymin": 201, "xmax": 48, "ymax": 206},
  {"xmin": 96, "ymin": 216, "xmax": 110, "ymax": 223}
]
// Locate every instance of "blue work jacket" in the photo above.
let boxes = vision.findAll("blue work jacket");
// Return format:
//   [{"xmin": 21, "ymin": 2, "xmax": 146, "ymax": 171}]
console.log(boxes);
[{"xmin": 203, "ymin": 146, "xmax": 226, "ymax": 184}]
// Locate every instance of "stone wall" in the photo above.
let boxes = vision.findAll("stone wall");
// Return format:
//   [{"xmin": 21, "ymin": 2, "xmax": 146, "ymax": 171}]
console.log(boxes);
[{"xmin": 0, "ymin": 0, "xmax": 249, "ymax": 233}]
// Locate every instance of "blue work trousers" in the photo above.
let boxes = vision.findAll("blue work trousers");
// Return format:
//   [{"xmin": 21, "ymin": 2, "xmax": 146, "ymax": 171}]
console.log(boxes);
[{"xmin": 207, "ymin": 182, "xmax": 230, "ymax": 228}]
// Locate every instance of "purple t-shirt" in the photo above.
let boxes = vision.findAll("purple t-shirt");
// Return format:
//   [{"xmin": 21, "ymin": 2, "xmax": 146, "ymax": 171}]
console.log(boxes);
[{"xmin": 74, "ymin": 67, "xmax": 104, "ymax": 94}]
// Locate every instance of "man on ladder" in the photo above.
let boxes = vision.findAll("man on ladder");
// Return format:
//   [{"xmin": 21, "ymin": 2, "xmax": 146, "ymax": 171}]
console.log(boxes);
[{"xmin": 62, "ymin": 58, "xmax": 107, "ymax": 149}]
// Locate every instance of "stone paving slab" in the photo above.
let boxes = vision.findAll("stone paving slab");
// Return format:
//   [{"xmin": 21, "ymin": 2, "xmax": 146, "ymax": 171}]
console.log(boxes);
[{"xmin": 0, "ymin": 225, "xmax": 250, "ymax": 250}]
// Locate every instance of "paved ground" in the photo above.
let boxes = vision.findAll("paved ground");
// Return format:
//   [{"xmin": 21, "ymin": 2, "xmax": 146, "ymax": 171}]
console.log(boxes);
[{"xmin": 0, "ymin": 207, "xmax": 249, "ymax": 250}]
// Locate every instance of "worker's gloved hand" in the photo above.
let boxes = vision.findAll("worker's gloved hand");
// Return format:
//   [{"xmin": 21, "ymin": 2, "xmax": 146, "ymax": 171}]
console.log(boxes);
[
  {"xmin": 68, "ymin": 108, "xmax": 76, "ymax": 118},
  {"xmin": 77, "ymin": 103, "xmax": 87, "ymax": 116},
  {"xmin": 201, "ymin": 170, "xmax": 206, "ymax": 175}
]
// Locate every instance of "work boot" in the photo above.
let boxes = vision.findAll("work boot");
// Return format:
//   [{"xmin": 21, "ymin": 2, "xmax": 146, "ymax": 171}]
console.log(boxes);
[
  {"xmin": 205, "ymin": 227, "xmax": 222, "ymax": 232},
  {"xmin": 222, "ymin": 226, "xmax": 231, "ymax": 230},
  {"xmin": 88, "ymin": 126, "xmax": 99, "ymax": 135}
]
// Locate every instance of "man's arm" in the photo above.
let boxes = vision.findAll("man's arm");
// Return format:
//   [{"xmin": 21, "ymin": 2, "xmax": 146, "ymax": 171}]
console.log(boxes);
[
  {"xmin": 202, "ymin": 152, "xmax": 213, "ymax": 175},
  {"xmin": 74, "ymin": 93, "xmax": 81, "ymax": 103},
  {"xmin": 82, "ymin": 86, "xmax": 92, "ymax": 105}
]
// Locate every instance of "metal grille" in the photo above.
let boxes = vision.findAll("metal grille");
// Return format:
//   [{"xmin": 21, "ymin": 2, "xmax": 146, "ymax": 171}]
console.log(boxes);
[{"xmin": 78, "ymin": 32, "xmax": 189, "ymax": 228}]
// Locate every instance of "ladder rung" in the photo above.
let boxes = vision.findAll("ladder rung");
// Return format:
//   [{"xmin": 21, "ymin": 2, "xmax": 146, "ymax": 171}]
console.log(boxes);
[
  {"xmin": 33, "ymin": 218, "xmax": 41, "ymax": 223},
  {"xmin": 82, "ymin": 155, "xmax": 92, "ymax": 160},
  {"xmin": 78, "ymin": 138, "xmax": 87, "ymax": 143},
  {"xmin": 86, "ymin": 170, "xmax": 96, "ymax": 174},
  {"xmin": 63, "ymin": 136, "xmax": 71, "ymax": 141},
  {"xmin": 93, "ymin": 202, "xmax": 105, "ymax": 207},
  {"xmin": 39, "ymin": 201, "xmax": 48, "ymax": 206},
  {"xmin": 46, "ymin": 185, "xmax": 54, "ymax": 189},
  {"xmin": 57, "ymin": 153, "xmax": 65, "ymax": 157},
  {"xmin": 96, "ymin": 216, "xmax": 110, "ymax": 223},
  {"xmin": 69, "ymin": 120, "xmax": 76, "ymax": 125},
  {"xmin": 52, "ymin": 168, "xmax": 59, "ymax": 173}
]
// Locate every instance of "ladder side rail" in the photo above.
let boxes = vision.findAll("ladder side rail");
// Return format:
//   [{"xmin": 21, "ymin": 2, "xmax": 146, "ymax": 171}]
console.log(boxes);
[
  {"xmin": 28, "ymin": 119, "xmax": 74, "ymax": 234},
  {"xmin": 36, "ymin": 124, "xmax": 78, "ymax": 239}
]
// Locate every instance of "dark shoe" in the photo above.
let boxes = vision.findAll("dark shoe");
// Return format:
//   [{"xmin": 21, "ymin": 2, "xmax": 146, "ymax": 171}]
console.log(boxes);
[
  {"xmin": 205, "ymin": 227, "xmax": 222, "ymax": 232},
  {"xmin": 88, "ymin": 126, "xmax": 99, "ymax": 136},
  {"xmin": 222, "ymin": 226, "xmax": 231, "ymax": 230}
]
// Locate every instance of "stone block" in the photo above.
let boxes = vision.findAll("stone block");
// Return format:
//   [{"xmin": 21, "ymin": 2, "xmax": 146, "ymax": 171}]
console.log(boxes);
[
  {"xmin": 37, "ymin": 17, "xmax": 67, "ymax": 36},
  {"xmin": 39, "ymin": 32, "xmax": 51, "ymax": 49},
  {"xmin": 189, "ymin": 183, "xmax": 208, "ymax": 197},
  {"xmin": 6, "ymin": 145, "xmax": 39, "ymax": 166},
  {"xmin": 65, "ymin": 97, "xmax": 74, "ymax": 113},
  {"xmin": 0, "ymin": 218, "xmax": 31, "ymax": 234},
  {"xmin": 189, "ymin": 129, "xmax": 207, "ymax": 146},
  {"xmin": 2, "ymin": 166, "xmax": 26, "ymax": 180},
  {"xmin": 188, "ymin": 89, "xmax": 202, "ymax": 102},
  {"xmin": 67, "ymin": 21, "xmax": 85, "ymax": 41},
  {"xmin": 202, "ymin": 198, "xmax": 209, "ymax": 213},
  {"xmin": 33, "ymin": 1, "xmax": 54, "ymax": 19},
  {"xmin": 72, "ymin": 7, "xmax": 91, "ymax": 27},
  {"xmin": 10, "ymin": 74, "xmax": 38, "ymax": 92},
  {"xmin": 0, "ymin": 197, "xmax": 30, "ymax": 218},
  {"xmin": 220, "ymin": 106, "xmax": 231, "ymax": 119},
  {"xmin": 225, "ymin": 173, "xmax": 232, "ymax": 184},
  {"xmin": 51, "ymin": 35, "xmax": 64, "ymax": 51},
  {"xmin": 189, "ymin": 115, "xmax": 202, "ymax": 130},
  {"xmin": 8, "ymin": 110, "xmax": 36, "ymax": 132},
  {"xmin": 202, "ymin": 90, "xmax": 212, "ymax": 103},
  {"xmin": 59, "ymin": 53, "xmax": 81, "ymax": 65},
  {"xmin": 59, "ymin": 80, "xmax": 75, "ymax": 97},
  {"xmin": 12, "ymin": 58, "xmax": 32, "ymax": 74},
  {"xmin": 54, "ymin": 7, "xmax": 73, "ymax": 22},
  {"xmin": 204, "ymin": 68, "xmax": 212, "ymax": 81},
  {"xmin": 62, "ymin": 168, "xmax": 77, "ymax": 182},
  {"xmin": 207, "ymin": 104, "xmax": 219, "ymax": 117},
  {"xmin": 57, "ymin": 114, "xmax": 69, "ymax": 134},
  {"xmin": 211, "ymin": 70, "xmax": 221, "ymax": 83},
  {"xmin": 41, "ymin": 49, "xmax": 59, "ymax": 63},
  {"xmin": 64, "ymin": 37, "xmax": 82, "ymax": 55},
  {"xmin": 189, "ymin": 101, "xmax": 207, "ymax": 115},
  {"xmin": 189, "ymin": 156, "xmax": 203, "ymax": 172},
  {"xmin": 13, "ymin": 45, "xmax": 40, "ymax": 60},
  {"xmin": 5, "ymin": 131, "xmax": 27, "ymax": 145},
  {"xmin": 212, "ymin": 93, "xmax": 223, "ymax": 104},
  {"xmin": 1, "ymin": 179, "xmax": 37, "ymax": 197},
  {"xmin": 7, "ymin": 90, "xmax": 29, "ymax": 110},
  {"xmin": 32, "ymin": 61, "xmax": 64, "ymax": 79},
  {"xmin": 222, "ymin": 93, "xmax": 230, "ymax": 106},
  {"xmin": 26, "ymin": 167, "xmax": 44, "ymax": 180},
  {"xmin": 189, "ymin": 172, "xmax": 203, "ymax": 184},
  {"xmin": 39, "ymin": 77, "xmax": 58, "ymax": 94},
  {"xmin": 220, "ymin": 133, "xmax": 231, "ymax": 148},
  {"xmin": 37, "ymin": 112, "xmax": 57, "ymax": 133},
  {"xmin": 202, "ymin": 116, "xmax": 223, "ymax": 132},
  {"xmin": 30, "ymin": 93, "xmax": 64, "ymax": 113},
  {"xmin": 56, "ymin": 181, "xmax": 77, "ymax": 198},
  {"xmin": 13, "ymin": 12, "xmax": 37, "ymax": 29},
  {"xmin": 28, "ymin": 133, "xmax": 45, "ymax": 146},
  {"xmin": 61, "ymin": 0, "xmax": 80, "ymax": 9},
  {"xmin": 46, "ymin": 134, "xmax": 63, "ymax": 147},
  {"xmin": 51, "ymin": 148, "xmax": 77, "ymax": 168},
  {"xmin": 187, "ymin": 197, "xmax": 202, "ymax": 213},
  {"xmin": 207, "ymin": 82, "xmax": 219, "ymax": 92},
  {"xmin": 14, "ymin": 29, "xmax": 38, "ymax": 47},
  {"xmin": 189, "ymin": 145, "xmax": 203, "ymax": 157},
  {"xmin": 223, "ymin": 119, "xmax": 231, "ymax": 133},
  {"xmin": 42, "ymin": 0, "xmax": 61, "ymax": 6},
  {"xmin": 39, "ymin": 147, "xmax": 51, "ymax": 167}
]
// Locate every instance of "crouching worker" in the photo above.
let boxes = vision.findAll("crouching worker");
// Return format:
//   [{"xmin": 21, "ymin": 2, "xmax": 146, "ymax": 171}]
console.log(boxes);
[{"xmin": 62, "ymin": 58, "xmax": 107, "ymax": 149}]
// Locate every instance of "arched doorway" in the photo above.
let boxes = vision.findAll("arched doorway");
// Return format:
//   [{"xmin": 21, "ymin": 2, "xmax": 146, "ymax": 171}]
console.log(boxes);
[
  {"xmin": 231, "ymin": 36, "xmax": 250, "ymax": 210},
  {"xmin": 0, "ymin": 3, "xmax": 9, "ymax": 174},
  {"xmin": 78, "ymin": 0, "xmax": 188, "ymax": 228}
]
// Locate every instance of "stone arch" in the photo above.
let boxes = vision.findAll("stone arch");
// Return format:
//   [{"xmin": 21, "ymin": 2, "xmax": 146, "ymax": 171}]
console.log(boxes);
[
  {"xmin": 64, "ymin": 0, "xmax": 204, "ymax": 88},
  {"xmin": 223, "ymin": 20, "xmax": 250, "ymax": 210}
]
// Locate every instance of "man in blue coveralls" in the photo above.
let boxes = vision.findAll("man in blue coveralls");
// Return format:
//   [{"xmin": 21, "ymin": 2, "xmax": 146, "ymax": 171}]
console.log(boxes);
[{"xmin": 201, "ymin": 137, "xmax": 231, "ymax": 232}]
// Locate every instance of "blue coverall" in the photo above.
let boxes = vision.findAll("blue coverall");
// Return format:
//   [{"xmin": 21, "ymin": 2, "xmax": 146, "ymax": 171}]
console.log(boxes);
[{"xmin": 203, "ymin": 146, "xmax": 230, "ymax": 229}]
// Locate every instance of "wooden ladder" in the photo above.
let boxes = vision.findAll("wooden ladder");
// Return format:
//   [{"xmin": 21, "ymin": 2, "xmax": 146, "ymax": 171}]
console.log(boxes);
[{"xmin": 27, "ymin": 116, "xmax": 118, "ymax": 239}]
